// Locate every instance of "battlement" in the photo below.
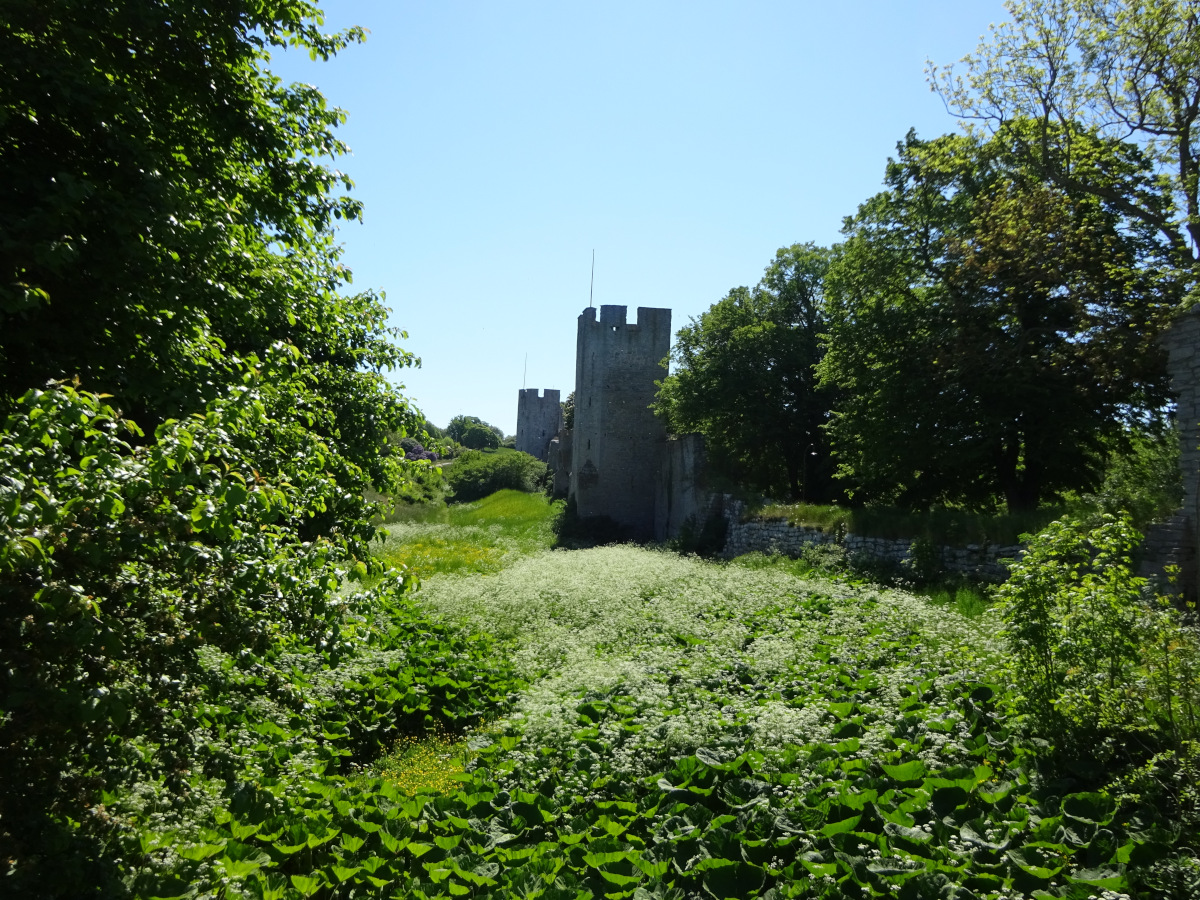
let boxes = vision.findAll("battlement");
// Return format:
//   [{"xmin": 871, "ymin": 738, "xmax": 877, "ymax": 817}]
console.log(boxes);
[
  {"xmin": 581, "ymin": 305, "xmax": 672, "ymax": 335},
  {"xmin": 515, "ymin": 387, "xmax": 562, "ymax": 462}
]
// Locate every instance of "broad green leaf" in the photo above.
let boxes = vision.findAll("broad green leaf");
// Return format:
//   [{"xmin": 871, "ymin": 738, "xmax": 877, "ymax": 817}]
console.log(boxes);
[{"xmin": 178, "ymin": 842, "xmax": 225, "ymax": 861}]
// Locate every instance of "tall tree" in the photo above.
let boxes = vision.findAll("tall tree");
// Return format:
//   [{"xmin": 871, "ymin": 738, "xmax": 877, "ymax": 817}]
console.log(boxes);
[
  {"xmin": 0, "ymin": 0, "xmax": 416, "ymax": 493},
  {"xmin": 656, "ymin": 243, "xmax": 837, "ymax": 501},
  {"xmin": 0, "ymin": 1, "xmax": 423, "ymax": 879},
  {"xmin": 819, "ymin": 128, "xmax": 1174, "ymax": 511},
  {"xmin": 929, "ymin": 0, "xmax": 1200, "ymax": 297}
]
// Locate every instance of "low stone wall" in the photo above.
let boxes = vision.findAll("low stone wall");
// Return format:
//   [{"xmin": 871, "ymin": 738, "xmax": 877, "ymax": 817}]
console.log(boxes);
[{"xmin": 719, "ymin": 501, "xmax": 1021, "ymax": 581}]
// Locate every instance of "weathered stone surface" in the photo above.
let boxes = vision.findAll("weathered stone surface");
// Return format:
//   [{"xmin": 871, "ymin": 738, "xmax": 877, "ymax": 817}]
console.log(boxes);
[
  {"xmin": 1140, "ymin": 514, "xmax": 1196, "ymax": 594},
  {"xmin": 515, "ymin": 388, "xmax": 561, "ymax": 462},
  {"xmin": 547, "ymin": 428, "xmax": 572, "ymax": 497},
  {"xmin": 655, "ymin": 433, "xmax": 709, "ymax": 541},
  {"xmin": 718, "ymin": 498, "xmax": 1022, "ymax": 581},
  {"xmin": 570, "ymin": 305, "xmax": 671, "ymax": 540},
  {"xmin": 1159, "ymin": 306, "xmax": 1200, "ymax": 599}
]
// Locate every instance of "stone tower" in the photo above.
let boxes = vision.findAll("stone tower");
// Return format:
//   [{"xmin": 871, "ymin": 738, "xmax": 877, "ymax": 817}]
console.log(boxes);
[
  {"xmin": 515, "ymin": 388, "xmax": 561, "ymax": 462},
  {"xmin": 570, "ymin": 305, "xmax": 671, "ymax": 539},
  {"xmin": 1157, "ymin": 306, "xmax": 1200, "ymax": 597}
]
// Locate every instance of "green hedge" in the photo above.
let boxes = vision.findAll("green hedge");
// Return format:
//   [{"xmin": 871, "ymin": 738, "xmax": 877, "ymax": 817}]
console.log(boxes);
[{"xmin": 444, "ymin": 450, "xmax": 547, "ymax": 503}]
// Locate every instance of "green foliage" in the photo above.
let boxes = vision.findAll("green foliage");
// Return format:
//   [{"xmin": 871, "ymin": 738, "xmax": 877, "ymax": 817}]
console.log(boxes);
[
  {"xmin": 820, "ymin": 125, "xmax": 1173, "ymax": 512},
  {"xmin": 668, "ymin": 511, "xmax": 729, "ymax": 557},
  {"xmin": 924, "ymin": 584, "xmax": 993, "ymax": 619},
  {"xmin": 368, "ymin": 462, "xmax": 449, "ymax": 519},
  {"xmin": 444, "ymin": 449, "xmax": 547, "ymax": 503},
  {"xmin": 906, "ymin": 535, "xmax": 945, "ymax": 584},
  {"xmin": 0, "ymin": 5, "xmax": 440, "ymax": 886},
  {"xmin": 550, "ymin": 495, "xmax": 630, "ymax": 548},
  {"xmin": 0, "ymin": 379, "xmax": 489, "ymax": 892},
  {"xmin": 561, "ymin": 390, "xmax": 575, "ymax": 430},
  {"xmin": 1070, "ymin": 424, "xmax": 1184, "ymax": 528},
  {"xmin": 0, "ymin": 0, "xmax": 419, "ymax": 492},
  {"xmin": 997, "ymin": 513, "xmax": 1200, "ymax": 748},
  {"xmin": 460, "ymin": 422, "xmax": 501, "ymax": 450},
  {"xmin": 931, "ymin": 0, "xmax": 1200, "ymax": 286},
  {"xmin": 657, "ymin": 243, "xmax": 838, "ymax": 501},
  {"xmin": 445, "ymin": 415, "xmax": 503, "ymax": 445},
  {"xmin": 17, "ymin": 491, "xmax": 1197, "ymax": 897},
  {"xmin": 393, "ymin": 542, "xmax": 1194, "ymax": 898}
]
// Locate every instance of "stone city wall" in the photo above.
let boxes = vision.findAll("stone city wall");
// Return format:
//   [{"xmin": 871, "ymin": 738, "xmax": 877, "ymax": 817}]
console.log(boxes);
[
  {"xmin": 718, "ymin": 500, "xmax": 1021, "ymax": 581},
  {"xmin": 1161, "ymin": 306, "xmax": 1200, "ymax": 598},
  {"xmin": 654, "ymin": 433, "xmax": 709, "ymax": 542}
]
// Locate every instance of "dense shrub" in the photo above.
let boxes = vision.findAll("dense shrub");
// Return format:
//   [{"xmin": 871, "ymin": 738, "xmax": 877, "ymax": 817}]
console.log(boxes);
[
  {"xmin": 0, "ymin": 382, "xmax": 519, "ymax": 895},
  {"xmin": 444, "ymin": 450, "xmax": 546, "ymax": 502},
  {"xmin": 1070, "ymin": 424, "xmax": 1184, "ymax": 528},
  {"xmin": 460, "ymin": 422, "xmax": 501, "ymax": 450},
  {"xmin": 0, "ymin": 379, "xmax": 374, "ymax": 878},
  {"xmin": 668, "ymin": 510, "xmax": 728, "ymax": 557},
  {"xmin": 445, "ymin": 415, "xmax": 502, "ymax": 445},
  {"xmin": 997, "ymin": 513, "xmax": 1200, "ymax": 748}
]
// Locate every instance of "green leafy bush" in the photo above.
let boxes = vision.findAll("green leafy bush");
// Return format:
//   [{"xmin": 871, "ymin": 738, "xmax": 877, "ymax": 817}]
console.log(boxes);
[
  {"xmin": 444, "ymin": 450, "xmax": 546, "ymax": 502},
  {"xmin": 997, "ymin": 514, "xmax": 1200, "ymax": 747},
  {"xmin": 0, "ymin": 380, "xmax": 366, "ymax": 866},
  {"xmin": 0, "ymin": 381, "xmax": 523, "ymax": 895},
  {"xmin": 460, "ymin": 422, "xmax": 501, "ymax": 450},
  {"xmin": 1070, "ymin": 424, "xmax": 1184, "ymax": 528}
]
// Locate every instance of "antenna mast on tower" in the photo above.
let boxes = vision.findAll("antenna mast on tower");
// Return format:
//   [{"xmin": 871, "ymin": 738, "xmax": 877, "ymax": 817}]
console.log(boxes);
[{"xmin": 589, "ymin": 250, "xmax": 595, "ymax": 308}]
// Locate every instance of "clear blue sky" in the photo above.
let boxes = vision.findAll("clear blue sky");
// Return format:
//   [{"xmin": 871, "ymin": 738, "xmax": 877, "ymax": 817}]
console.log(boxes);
[{"xmin": 269, "ymin": 1, "xmax": 1010, "ymax": 436}]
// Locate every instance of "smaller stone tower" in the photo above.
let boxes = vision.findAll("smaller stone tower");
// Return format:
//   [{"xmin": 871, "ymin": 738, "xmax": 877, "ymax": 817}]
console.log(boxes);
[
  {"xmin": 570, "ymin": 305, "xmax": 671, "ymax": 539},
  {"xmin": 515, "ymin": 388, "xmax": 562, "ymax": 462}
]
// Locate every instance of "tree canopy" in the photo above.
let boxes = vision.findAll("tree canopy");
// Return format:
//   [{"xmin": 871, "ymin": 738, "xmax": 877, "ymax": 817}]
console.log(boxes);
[
  {"xmin": 0, "ymin": 1, "xmax": 424, "ymax": 879},
  {"xmin": 656, "ymin": 243, "xmax": 837, "ymax": 501},
  {"xmin": 819, "ymin": 127, "xmax": 1174, "ymax": 512},
  {"xmin": 446, "ymin": 415, "xmax": 504, "ymax": 445},
  {"xmin": 930, "ymin": 0, "xmax": 1200, "ymax": 297},
  {"xmin": 0, "ymin": 0, "xmax": 417, "ymax": 491}
]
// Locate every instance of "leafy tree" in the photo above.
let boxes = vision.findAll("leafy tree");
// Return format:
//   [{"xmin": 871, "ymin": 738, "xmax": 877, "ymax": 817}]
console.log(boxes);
[
  {"xmin": 461, "ymin": 422, "xmax": 502, "ymax": 450},
  {"xmin": 656, "ymin": 244, "xmax": 836, "ymax": 501},
  {"xmin": 446, "ymin": 414, "xmax": 503, "ymax": 444},
  {"xmin": 819, "ymin": 128, "xmax": 1174, "ymax": 511},
  {"xmin": 0, "ymin": 0, "xmax": 418, "ymax": 493},
  {"xmin": 562, "ymin": 391, "xmax": 575, "ymax": 430},
  {"xmin": 0, "ymin": 0, "xmax": 426, "ymax": 881},
  {"xmin": 930, "ymin": 0, "xmax": 1200, "ymax": 296}
]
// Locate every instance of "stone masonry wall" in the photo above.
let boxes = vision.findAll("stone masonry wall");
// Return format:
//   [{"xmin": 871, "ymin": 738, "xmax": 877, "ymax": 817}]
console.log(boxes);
[
  {"xmin": 516, "ymin": 388, "xmax": 561, "ymax": 462},
  {"xmin": 1161, "ymin": 306, "xmax": 1200, "ymax": 598},
  {"xmin": 654, "ymin": 433, "xmax": 708, "ymax": 542},
  {"xmin": 718, "ymin": 499, "xmax": 1021, "ymax": 581},
  {"xmin": 570, "ymin": 305, "xmax": 671, "ymax": 540},
  {"xmin": 547, "ymin": 429, "xmax": 572, "ymax": 497}
]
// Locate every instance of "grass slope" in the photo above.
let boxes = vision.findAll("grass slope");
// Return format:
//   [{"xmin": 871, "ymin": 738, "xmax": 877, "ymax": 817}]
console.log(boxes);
[{"xmin": 373, "ymin": 490, "xmax": 560, "ymax": 578}]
